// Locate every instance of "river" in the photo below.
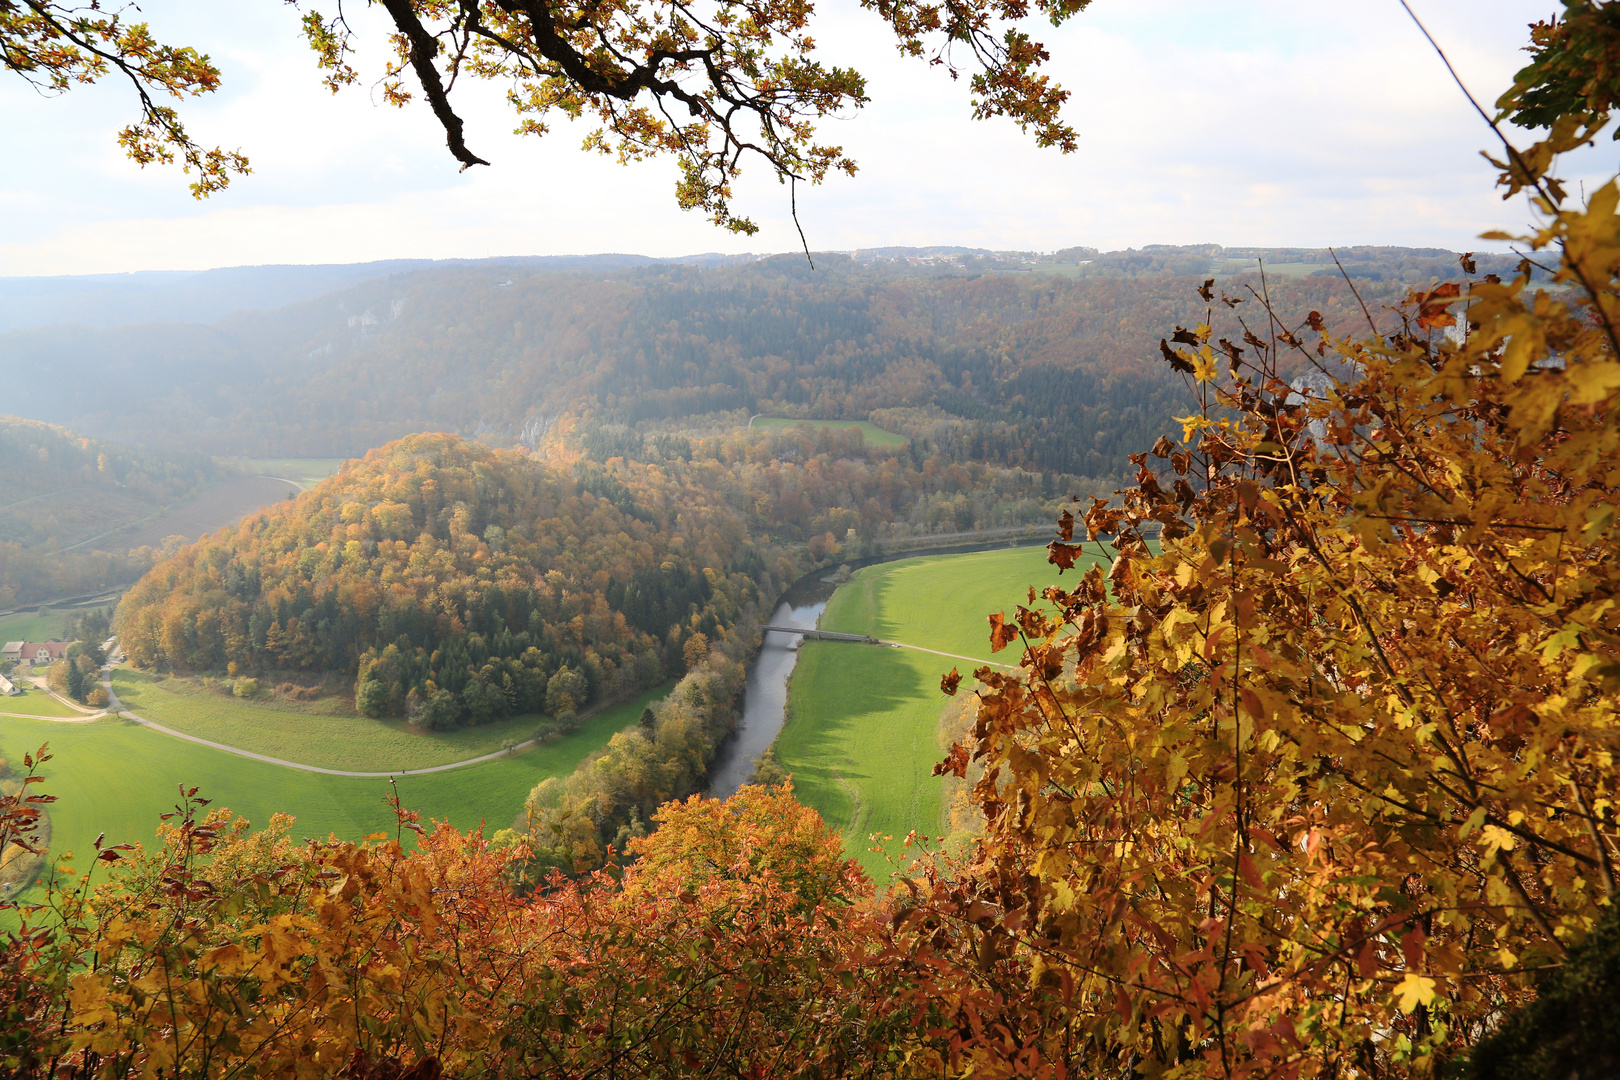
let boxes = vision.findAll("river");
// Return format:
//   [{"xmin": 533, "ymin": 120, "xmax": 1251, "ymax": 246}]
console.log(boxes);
[
  {"xmin": 705, "ymin": 595, "xmax": 828, "ymax": 799},
  {"xmin": 705, "ymin": 536, "xmax": 1052, "ymax": 798}
]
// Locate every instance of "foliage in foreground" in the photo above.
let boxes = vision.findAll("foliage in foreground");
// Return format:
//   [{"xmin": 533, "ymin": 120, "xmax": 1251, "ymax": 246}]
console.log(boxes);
[
  {"xmin": 917, "ymin": 121, "xmax": 1620, "ymax": 1080},
  {"xmin": 0, "ymin": 774, "xmax": 943, "ymax": 1079}
]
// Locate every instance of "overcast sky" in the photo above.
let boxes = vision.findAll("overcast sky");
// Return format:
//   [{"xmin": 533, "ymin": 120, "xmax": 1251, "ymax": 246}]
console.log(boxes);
[{"xmin": 3, "ymin": 0, "xmax": 1611, "ymax": 276}]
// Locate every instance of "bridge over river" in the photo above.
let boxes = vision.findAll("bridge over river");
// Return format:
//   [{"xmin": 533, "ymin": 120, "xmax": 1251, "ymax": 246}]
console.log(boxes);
[{"xmin": 760, "ymin": 625, "xmax": 879, "ymax": 644}]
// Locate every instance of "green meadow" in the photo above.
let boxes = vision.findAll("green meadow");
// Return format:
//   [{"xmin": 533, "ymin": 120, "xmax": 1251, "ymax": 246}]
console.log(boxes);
[
  {"xmin": 0, "ymin": 687, "xmax": 85, "ymax": 718},
  {"xmin": 0, "ymin": 607, "xmax": 73, "ymax": 645},
  {"xmin": 749, "ymin": 418, "xmax": 908, "ymax": 449},
  {"xmin": 775, "ymin": 545, "xmax": 1107, "ymax": 878},
  {"xmin": 109, "ymin": 670, "xmax": 676, "ymax": 773},
  {"xmin": 0, "ymin": 683, "xmax": 674, "ymax": 897}
]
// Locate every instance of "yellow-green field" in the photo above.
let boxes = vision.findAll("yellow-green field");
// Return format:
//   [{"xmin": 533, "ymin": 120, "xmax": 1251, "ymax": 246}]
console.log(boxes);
[
  {"xmin": 231, "ymin": 458, "xmax": 346, "ymax": 489},
  {"xmin": 0, "ymin": 607, "xmax": 73, "ymax": 645},
  {"xmin": 775, "ymin": 545, "xmax": 1106, "ymax": 878},
  {"xmin": 0, "ymin": 683, "xmax": 675, "ymax": 898},
  {"xmin": 749, "ymin": 418, "xmax": 908, "ymax": 449}
]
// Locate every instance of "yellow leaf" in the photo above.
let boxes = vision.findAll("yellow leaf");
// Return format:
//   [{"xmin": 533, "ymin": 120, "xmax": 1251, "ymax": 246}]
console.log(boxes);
[
  {"xmin": 1395, "ymin": 972, "xmax": 1436, "ymax": 1013},
  {"xmin": 1480, "ymin": 824, "xmax": 1517, "ymax": 856}
]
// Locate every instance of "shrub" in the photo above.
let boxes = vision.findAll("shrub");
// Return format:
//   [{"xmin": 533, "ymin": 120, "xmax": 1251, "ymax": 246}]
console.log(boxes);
[{"xmin": 232, "ymin": 678, "xmax": 259, "ymax": 699}]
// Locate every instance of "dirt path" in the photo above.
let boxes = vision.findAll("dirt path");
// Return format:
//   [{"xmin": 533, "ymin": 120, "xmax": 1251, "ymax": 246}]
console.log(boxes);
[
  {"xmin": 81, "ymin": 636, "xmax": 1005, "ymax": 780},
  {"xmin": 96, "ymin": 664, "xmax": 551, "ymax": 777},
  {"xmin": 876, "ymin": 640, "xmax": 1016, "ymax": 671},
  {"xmin": 0, "ymin": 709, "xmax": 108, "ymax": 723}
]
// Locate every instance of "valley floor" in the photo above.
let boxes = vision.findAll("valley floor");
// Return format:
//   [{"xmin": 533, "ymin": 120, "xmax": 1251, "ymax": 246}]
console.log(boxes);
[{"xmin": 775, "ymin": 544, "xmax": 1108, "ymax": 878}]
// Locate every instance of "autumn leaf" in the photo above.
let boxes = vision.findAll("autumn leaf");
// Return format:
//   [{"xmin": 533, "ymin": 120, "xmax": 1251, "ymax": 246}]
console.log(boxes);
[
  {"xmin": 1395, "ymin": 973, "xmax": 1437, "ymax": 1014},
  {"xmin": 988, "ymin": 613, "xmax": 1018, "ymax": 653}
]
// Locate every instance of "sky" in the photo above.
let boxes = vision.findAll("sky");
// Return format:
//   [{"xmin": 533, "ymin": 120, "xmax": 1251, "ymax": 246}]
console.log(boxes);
[{"xmin": 2, "ymin": 0, "xmax": 1613, "ymax": 276}]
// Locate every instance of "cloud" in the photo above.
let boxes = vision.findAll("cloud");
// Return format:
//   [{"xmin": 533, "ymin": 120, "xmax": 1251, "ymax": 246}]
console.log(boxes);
[{"xmin": 0, "ymin": 0, "xmax": 1609, "ymax": 274}]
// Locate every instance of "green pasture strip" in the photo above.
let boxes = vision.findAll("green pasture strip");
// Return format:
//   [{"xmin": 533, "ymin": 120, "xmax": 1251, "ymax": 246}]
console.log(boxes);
[
  {"xmin": 0, "ymin": 608, "xmax": 70, "ymax": 645},
  {"xmin": 0, "ymin": 689, "xmax": 84, "ymax": 718},
  {"xmin": 0, "ymin": 683, "xmax": 673, "ymax": 899},
  {"xmin": 775, "ymin": 643, "xmax": 951, "ymax": 879},
  {"xmin": 825, "ymin": 545, "xmax": 1103, "ymax": 662},
  {"xmin": 777, "ymin": 544, "xmax": 1109, "ymax": 878},
  {"xmin": 231, "ymin": 458, "xmax": 345, "ymax": 489},
  {"xmin": 111, "ymin": 669, "xmax": 671, "ymax": 773},
  {"xmin": 748, "ymin": 418, "xmax": 908, "ymax": 449}
]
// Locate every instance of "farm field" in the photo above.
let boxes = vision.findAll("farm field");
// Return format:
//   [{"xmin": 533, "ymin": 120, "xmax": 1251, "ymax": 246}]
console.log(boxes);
[
  {"xmin": 0, "ymin": 686, "xmax": 85, "ymax": 718},
  {"xmin": 749, "ymin": 417, "xmax": 907, "ymax": 448},
  {"xmin": 111, "ymin": 669, "xmax": 672, "ymax": 773},
  {"xmin": 2, "ymin": 486, "xmax": 155, "ymax": 551},
  {"xmin": 775, "ymin": 545, "xmax": 1106, "ymax": 878},
  {"xmin": 0, "ymin": 685, "xmax": 675, "ymax": 898},
  {"xmin": 232, "ymin": 458, "xmax": 346, "ymax": 489},
  {"xmin": 0, "ymin": 607, "xmax": 70, "ymax": 645},
  {"xmin": 119, "ymin": 475, "xmax": 302, "ymax": 550}
]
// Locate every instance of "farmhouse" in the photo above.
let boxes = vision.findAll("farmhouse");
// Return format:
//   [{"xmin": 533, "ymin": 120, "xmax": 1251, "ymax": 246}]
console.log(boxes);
[
  {"xmin": 1, "ymin": 641, "xmax": 20, "ymax": 664},
  {"xmin": 0, "ymin": 672, "xmax": 17, "ymax": 696},
  {"xmin": 9, "ymin": 640, "xmax": 68, "ymax": 666}
]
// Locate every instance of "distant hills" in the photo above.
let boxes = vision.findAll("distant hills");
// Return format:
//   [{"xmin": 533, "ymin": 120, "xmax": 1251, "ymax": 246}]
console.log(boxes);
[
  {"xmin": 0, "ymin": 253, "xmax": 766, "ymax": 334},
  {"xmin": 0, "ymin": 244, "xmax": 1520, "ymax": 335},
  {"xmin": 0, "ymin": 244, "xmax": 1512, "ymax": 478}
]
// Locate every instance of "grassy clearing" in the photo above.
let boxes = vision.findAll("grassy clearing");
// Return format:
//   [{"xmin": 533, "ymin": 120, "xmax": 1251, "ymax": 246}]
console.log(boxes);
[
  {"xmin": 749, "ymin": 418, "xmax": 908, "ymax": 449},
  {"xmin": 0, "ymin": 683, "xmax": 673, "ymax": 899},
  {"xmin": 777, "ymin": 644, "xmax": 949, "ymax": 879},
  {"xmin": 232, "ymin": 459, "xmax": 345, "ymax": 489},
  {"xmin": 111, "ymin": 669, "xmax": 673, "ymax": 773},
  {"xmin": 0, "ymin": 608, "xmax": 71, "ymax": 645},
  {"xmin": 0, "ymin": 687, "xmax": 85, "ymax": 718},
  {"xmin": 775, "ymin": 545, "xmax": 1107, "ymax": 878}
]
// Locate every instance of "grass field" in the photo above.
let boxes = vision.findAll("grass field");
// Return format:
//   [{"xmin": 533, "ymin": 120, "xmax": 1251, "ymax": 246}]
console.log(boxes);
[
  {"xmin": 233, "ymin": 459, "xmax": 346, "ymax": 490},
  {"xmin": 0, "ymin": 683, "xmax": 674, "ymax": 898},
  {"xmin": 749, "ymin": 418, "xmax": 908, "ymax": 449},
  {"xmin": 0, "ymin": 608, "xmax": 75, "ymax": 645},
  {"xmin": 0, "ymin": 687, "xmax": 86, "ymax": 718},
  {"xmin": 774, "ymin": 545, "xmax": 1107, "ymax": 878},
  {"xmin": 112, "ymin": 669, "xmax": 671, "ymax": 773}
]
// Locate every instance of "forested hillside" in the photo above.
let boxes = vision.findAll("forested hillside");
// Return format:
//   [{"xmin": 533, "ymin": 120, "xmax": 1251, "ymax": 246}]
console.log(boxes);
[
  {"xmin": 117, "ymin": 424, "xmax": 1077, "ymax": 726},
  {"xmin": 117, "ymin": 434, "xmax": 760, "ymax": 728},
  {"xmin": 0, "ymin": 246, "xmax": 1474, "ymax": 481},
  {"xmin": 0, "ymin": 417, "xmax": 222, "ymax": 539},
  {"xmin": 0, "ymin": 417, "xmax": 227, "ymax": 608}
]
